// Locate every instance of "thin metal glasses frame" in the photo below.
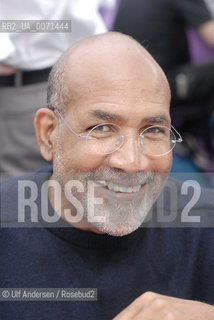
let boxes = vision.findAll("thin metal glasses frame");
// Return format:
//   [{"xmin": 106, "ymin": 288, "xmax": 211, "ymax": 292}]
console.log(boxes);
[{"xmin": 55, "ymin": 108, "xmax": 183, "ymax": 156}]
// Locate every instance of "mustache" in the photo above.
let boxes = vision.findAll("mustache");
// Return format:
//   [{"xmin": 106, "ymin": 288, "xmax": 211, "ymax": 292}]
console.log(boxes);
[
  {"xmin": 53, "ymin": 167, "xmax": 165, "ymax": 186},
  {"xmin": 84, "ymin": 168, "xmax": 156, "ymax": 185}
]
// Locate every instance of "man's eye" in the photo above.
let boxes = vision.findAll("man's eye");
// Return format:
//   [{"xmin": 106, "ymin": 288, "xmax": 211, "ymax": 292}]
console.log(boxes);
[
  {"xmin": 147, "ymin": 126, "xmax": 163, "ymax": 133},
  {"xmin": 87, "ymin": 124, "xmax": 110, "ymax": 132},
  {"xmin": 93, "ymin": 124, "xmax": 111, "ymax": 132},
  {"xmin": 145, "ymin": 126, "xmax": 166, "ymax": 134},
  {"xmin": 142, "ymin": 126, "xmax": 169, "ymax": 140},
  {"xmin": 88, "ymin": 124, "xmax": 118, "ymax": 138}
]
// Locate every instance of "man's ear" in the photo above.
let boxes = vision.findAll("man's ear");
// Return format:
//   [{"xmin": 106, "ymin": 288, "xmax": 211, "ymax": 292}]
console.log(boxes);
[{"xmin": 34, "ymin": 108, "xmax": 58, "ymax": 161}]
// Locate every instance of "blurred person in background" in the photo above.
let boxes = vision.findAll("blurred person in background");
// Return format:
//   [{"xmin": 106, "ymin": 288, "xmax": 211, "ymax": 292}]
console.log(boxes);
[
  {"xmin": 205, "ymin": 0, "xmax": 214, "ymax": 15},
  {"xmin": 114, "ymin": 0, "xmax": 214, "ymax": 170},
  {"xmin": 0, "ymin": 0, "xmax": 115, "ymax": 180}
]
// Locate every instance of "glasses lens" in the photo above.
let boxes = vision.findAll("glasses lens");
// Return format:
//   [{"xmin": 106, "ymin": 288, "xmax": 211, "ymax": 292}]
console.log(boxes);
[
  {"xmin": 87, "ymin": 123, "xmax": 123, "ymax": 154},
  {"xmin": 140, "ymin": 126, "xmax": 176, "ymax": 156}
]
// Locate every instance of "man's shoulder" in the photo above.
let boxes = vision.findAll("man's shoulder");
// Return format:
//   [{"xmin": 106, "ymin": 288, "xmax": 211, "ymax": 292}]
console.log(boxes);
[
  {"xmin": 0, "ymin": 166, "xmax": 53, "ymax": 224},
  {"xmin": 0, "ymin": 165, "xmax": 53, "ymax": 190},
  {"xmin": 147, "ymin": 177, "xmax": 214, "ymax": 228},
  {"xmin": 167, "ymin": 177, "xmax": 214, "ymax": 208}
]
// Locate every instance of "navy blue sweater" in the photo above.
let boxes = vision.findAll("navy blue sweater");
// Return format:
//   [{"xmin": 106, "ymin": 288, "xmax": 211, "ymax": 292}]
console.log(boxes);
[{"xmin": 1, "ymin": 167, "xmax": 214, "ymax": 319}]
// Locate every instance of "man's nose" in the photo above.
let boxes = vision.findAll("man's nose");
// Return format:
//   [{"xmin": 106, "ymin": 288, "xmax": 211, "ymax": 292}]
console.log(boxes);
[{"xmin": 106, "ymin": 136, "xmax": 151, "ymax": 173}]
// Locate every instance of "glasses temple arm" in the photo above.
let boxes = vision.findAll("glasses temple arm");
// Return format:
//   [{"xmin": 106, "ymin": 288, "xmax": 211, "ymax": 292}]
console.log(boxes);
[
  {"xmin": 171, "ymin": 124, "xmax": 183, "ymax": 142},
  {"xmin": 55, "ymin": 109, "xmax": 84, "ymax": 138}
]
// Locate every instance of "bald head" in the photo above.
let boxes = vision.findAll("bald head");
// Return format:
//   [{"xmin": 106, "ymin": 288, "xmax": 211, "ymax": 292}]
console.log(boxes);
[{"xmin": 47, "ymin": 32, "xmax": 170, "ymax": 113}]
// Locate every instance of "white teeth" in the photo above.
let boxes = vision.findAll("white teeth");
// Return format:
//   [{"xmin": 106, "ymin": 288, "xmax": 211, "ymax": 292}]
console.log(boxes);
[
  {"xmin": 133, "ymin": 185, "xmax": 141, "ymax": 192},
  {"xmin": 113, "ymin": 185, "xmax": 120, "ymax": 192},
  {"xmin": 108, "ymin": 182, "xmax": 114, "ymax": 191},
  {"xmin": 95, "ymin": 180, "xmax": 142, "ymax": 193},
  {"xmin": 99, "ymin": 182, "xmax": 142, "ymax": 193},
  {"xmin": 108, "ymin": 183, "xmax": 142, "ymax": 193},
  {"xmin": 96, "ymin": 180, "xmax": 107, "ymax": 187}
]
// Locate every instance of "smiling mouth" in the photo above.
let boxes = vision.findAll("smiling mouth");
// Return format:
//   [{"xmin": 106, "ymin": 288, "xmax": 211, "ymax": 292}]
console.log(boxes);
[{"xmin": 95, "ymin": 181, "xmax": 143, "ymax": 193}]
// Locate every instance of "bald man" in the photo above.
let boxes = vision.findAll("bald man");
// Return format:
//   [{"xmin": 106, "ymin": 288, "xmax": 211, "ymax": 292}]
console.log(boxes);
[{"xmin": 1, "ymin": 32, "xmax": 214, "ymax": 320}]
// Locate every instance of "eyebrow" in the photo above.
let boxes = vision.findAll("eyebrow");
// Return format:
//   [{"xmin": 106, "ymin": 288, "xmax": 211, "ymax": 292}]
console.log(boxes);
[
  {"xmin": 143, "ymin": 116, "xmax": 169, "ymax": 125},
  {"xmin": 90, "ymin": 110, "xmax": 123, "ymax": 122},
  {"xmin": 89, "ymin": 109, "xmax": 169, "ymax": 125}
]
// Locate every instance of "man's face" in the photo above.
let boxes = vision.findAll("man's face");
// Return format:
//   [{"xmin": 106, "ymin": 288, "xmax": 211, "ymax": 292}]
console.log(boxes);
[{"xmin": 52, "ymin": 42, "xmax": 172, "ymax": 236}]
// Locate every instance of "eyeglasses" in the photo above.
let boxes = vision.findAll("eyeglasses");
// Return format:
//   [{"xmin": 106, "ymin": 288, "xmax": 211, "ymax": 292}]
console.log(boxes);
[{"xmin": 55, "ymin": 109, "xmax": 182, "ymax": 157}]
